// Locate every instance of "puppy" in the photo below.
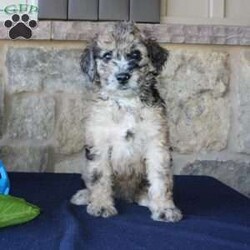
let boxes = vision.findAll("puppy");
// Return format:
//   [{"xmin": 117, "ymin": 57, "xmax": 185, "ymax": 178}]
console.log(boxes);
[{"xmin": 71, "ymin": 22, "xmax": 182, "ymax": 222}]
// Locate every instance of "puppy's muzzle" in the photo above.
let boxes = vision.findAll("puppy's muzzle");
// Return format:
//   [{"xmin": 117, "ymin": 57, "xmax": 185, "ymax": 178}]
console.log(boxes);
[{"xmin": 116, "ymin": 72, "xmax": 131, "ymax": 85}]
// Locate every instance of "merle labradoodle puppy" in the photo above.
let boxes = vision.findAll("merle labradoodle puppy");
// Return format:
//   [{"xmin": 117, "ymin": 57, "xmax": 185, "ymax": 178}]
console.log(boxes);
[{"xmin": 71, "ymin": 22, "xmax": 182, "ymax": 222}]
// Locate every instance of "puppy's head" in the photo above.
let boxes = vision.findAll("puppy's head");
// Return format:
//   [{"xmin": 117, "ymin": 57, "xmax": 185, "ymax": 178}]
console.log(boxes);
[{"xmin": 81, "ymin": 22, "xmax": 168, "ymax": 96}]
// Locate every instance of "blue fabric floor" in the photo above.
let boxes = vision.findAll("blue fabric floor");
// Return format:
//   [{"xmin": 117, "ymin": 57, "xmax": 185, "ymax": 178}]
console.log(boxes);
[{"xmin": 0, "ymin": 173, "xmax": 249, "ymax": 250}]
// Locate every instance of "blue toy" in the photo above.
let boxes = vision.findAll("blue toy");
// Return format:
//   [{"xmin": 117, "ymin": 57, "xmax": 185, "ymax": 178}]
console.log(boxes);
[{"xmin": 0, "ymin": 160, "xmax": 10, "ymax": 195}]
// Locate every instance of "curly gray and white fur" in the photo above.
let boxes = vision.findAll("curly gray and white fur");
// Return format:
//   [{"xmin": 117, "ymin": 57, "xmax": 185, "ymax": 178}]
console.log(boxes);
[{"xmin": 71, "ymin": 22, "xmax": 182, "ymax": 222}]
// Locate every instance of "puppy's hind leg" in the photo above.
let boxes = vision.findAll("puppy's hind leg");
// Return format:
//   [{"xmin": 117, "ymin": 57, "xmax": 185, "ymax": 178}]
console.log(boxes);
[
  {"xmin": 135, "ymin": 179, "xmax": 150, "ymax": 207},
  {"xmin": 135, "ymin": 191, "xmax": 149, "ymax": 207},
  {"xmin": 71, "ymin": 189, "xmax": 90, "ymax": 206}
]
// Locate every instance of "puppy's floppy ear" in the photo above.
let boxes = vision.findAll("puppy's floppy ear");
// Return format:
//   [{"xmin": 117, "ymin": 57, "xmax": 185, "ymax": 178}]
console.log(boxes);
[
  {"xmin": 145, "ymin": 39, "xmax": 169, "ymax": 74},
  {"xmin": 80, "ymin": 43, "xmax": 97, "ymax": 82}
]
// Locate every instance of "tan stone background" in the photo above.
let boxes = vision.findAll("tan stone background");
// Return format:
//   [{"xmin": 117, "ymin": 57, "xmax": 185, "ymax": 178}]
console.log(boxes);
[{"xmin": 0, "ymin": 40, "xmax": 249, "ymax": 197}]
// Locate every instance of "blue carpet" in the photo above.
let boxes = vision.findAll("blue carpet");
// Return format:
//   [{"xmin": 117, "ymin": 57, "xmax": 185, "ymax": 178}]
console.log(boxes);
[{"xmin": 0, "ymin": 173, "xmax": 249, "ymax": 250}]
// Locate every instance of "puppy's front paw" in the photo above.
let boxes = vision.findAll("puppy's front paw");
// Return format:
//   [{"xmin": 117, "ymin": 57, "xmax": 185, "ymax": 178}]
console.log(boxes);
[
  {"xmin": 87, "ymin": 203, "xmax": 118, "ymax": 218},
  {"xmin": 152, "ymin": 207, "xmax": 183, "ymax": 222}
]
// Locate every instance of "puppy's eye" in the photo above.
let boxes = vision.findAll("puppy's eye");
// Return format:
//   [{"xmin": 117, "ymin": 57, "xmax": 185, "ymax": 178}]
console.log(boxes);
[
  {"xmin": 128, "ymin": 50, "xmax": 141, "ymax": 61},
  {"xmin": 102, "ymin": 51, "xmax": 112, "ymax": 61}
]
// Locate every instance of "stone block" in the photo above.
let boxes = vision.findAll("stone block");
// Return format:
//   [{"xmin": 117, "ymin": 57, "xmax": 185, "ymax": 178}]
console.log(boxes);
[
  {"xmin": 0, "ymin": 145, "xmax": 49, "ymax": 172},
  {"xmin": 6, "ymin": 48, "xmax": 87, "ymax": 94},
  {"xmin": 236, "ymin": 50, "xmax": 250, "ymax": 153},
  {"xmin": 7, "ymin": 96, "xmax": 55, "ymax": 140},
  {"xmin": 31, "ymin": 21, "xmax": 51, "ymax": 40},
  {"xmin": 51, "ymin": 22, "xmax": 101, "ymax": 40},
  {"xmin": 44, "ymin": 49, "xmax": 86, "ymax": 93},
  {"xmin": 56, "ymin": 95, "xmax": 86, "ymax": 155},
  {"xmin": 6, "ymin": 48, "xmax": 46, "ymax": 93},
  {"xmin": 161, "ymin": 50, "xmax": 230, "ymax": 153}
]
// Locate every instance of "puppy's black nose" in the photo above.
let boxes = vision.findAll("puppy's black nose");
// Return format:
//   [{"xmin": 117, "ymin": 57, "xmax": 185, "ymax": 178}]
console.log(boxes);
[{"xmin": 116, "ymin": 73, "xmax": 131, "ymax": 84}]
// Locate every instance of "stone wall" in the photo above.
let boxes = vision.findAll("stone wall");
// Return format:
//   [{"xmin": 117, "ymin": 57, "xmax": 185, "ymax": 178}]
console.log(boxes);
[{"xmin": 0, "ymin": 41, "xmax": 249, "ymax": 197}]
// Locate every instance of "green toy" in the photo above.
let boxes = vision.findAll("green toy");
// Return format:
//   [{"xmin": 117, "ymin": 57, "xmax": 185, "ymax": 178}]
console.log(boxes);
[
  {"xmin": 0, "ymin": 195, "xmax": 40, "ymax": 228},
  {"xmin": 0, "ymin": 161, "xmax": 40, "ymax": 229}
]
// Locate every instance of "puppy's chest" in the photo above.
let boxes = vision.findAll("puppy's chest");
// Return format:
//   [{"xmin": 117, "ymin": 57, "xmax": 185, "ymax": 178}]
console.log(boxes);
[
  {"xmin": 89, "ymin": 97, "xmax": 162, "ymax": 152},
  {"xmin": 107, "ymin": 101, "xmax": 147, "ymax": 174},
  {"xmin": 109, "ymin": 101, "xmax": 145, "ymax": 144},
  {"xmin": 90, "ymin": 98, "xmax": 159, "ymax": 174}
]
